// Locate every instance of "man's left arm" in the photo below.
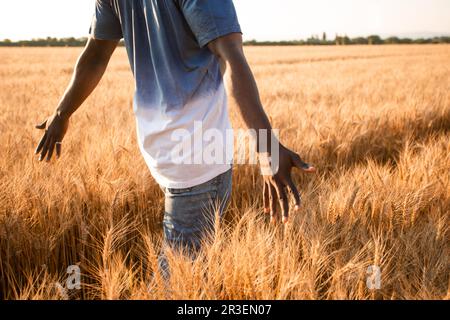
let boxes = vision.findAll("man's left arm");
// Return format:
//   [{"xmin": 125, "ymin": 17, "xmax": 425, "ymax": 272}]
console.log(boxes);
[{"xmin": 208, "ymin": 33, "xmax": 316, "ymax": 224}]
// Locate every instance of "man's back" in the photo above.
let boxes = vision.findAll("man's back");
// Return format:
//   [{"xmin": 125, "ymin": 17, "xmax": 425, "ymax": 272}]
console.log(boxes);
[{"xmin": 91, "ymin": 0, "xmax": 242, "ymax": 188}]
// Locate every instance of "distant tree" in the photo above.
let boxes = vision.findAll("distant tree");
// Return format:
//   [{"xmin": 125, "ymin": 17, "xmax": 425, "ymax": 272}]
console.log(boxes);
[
  {"xmin": 245, "ymin": 39, "xmax": 258, "ymax": 46},
  {"xmin": 415, "ymin": 38, "xmax": 428, "ymax": 44},
  {"xmin": 368, "ymin": 35, "xmax": 383, "ymax": 45},
  {"xmin": 385, "ymin": 37, "xmax": 400, "ymax": 44},
  {"xmin": 307, "ymin": 34, "xmax": 321, "ymax": 45},
  {"xmin": 352, "ymin": 37, "xmax": 369, "ymax": 45},
  {"xmin": 335, "ymin": 34, "xmax": 342, "ymax": 45},
  {"xmin": 436, "ymin": 36, "xmax": 450, "ymax": 44},
  {"xmin": 399, "ymin": 38, "xmax": 413, "ymax": 44},
  {"xmin": 342, "ymin": 34, "xmax": 350, "ymax": 45}
]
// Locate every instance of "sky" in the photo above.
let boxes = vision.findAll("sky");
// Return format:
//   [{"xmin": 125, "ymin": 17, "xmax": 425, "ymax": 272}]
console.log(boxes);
[{"xmin": 0, "ymin": 0, "xmax": 449, "ymax": 41}]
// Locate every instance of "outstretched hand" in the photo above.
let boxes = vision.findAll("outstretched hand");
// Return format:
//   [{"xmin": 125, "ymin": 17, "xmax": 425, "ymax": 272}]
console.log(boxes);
[
  {"xmin": 261, "ymin": 144, "xmax": 316, "ymax": 224},
  {"xmin": 34, "ymin": 112, "xmax": 69, "ymax": 162}
]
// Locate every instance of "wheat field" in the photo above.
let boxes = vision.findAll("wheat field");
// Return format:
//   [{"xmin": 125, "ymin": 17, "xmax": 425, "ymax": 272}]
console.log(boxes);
[{"xmin": 0, "ymin": 45, "xmax": 449, "ymax": 300}]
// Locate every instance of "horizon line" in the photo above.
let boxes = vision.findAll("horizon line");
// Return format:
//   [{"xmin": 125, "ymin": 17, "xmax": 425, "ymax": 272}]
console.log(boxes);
[{"xmin": 2, "ymin": 31, "xmax": 450, "ymax": 43}]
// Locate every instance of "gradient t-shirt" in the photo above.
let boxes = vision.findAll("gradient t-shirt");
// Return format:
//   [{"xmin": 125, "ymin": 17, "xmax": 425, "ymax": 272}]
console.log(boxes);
[{"xmin": 90, "ymin": 0, "xmax": 241, "ymax": 188}]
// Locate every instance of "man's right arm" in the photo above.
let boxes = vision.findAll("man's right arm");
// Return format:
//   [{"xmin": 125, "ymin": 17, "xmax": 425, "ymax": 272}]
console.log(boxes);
[
  {"xmin": 55, "ymin": 37, "xmax": 118, "ymax": 119},
  {"xmin": 35, "ymin": 37, "xmax": 118, "ymax": 162}
]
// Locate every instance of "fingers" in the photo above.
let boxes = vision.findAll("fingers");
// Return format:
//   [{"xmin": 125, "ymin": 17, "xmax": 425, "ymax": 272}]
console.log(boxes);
[
  {"xmin": 46, "ymin": 138, "xmax": 56, "ymax": 162},
  {"xmin": 286, "ymin": 178, "xmax": 301, "ymax": 211},
  {"xmin": 55, "ymin": 142, "xmax": 62, "ymax": 159},
  {"xmin": 38, "ymin": 136, "xmax": 52, "ymax": 161},
  {"xmin": 268, "ymin": 183, "xmax": 277, "ymax": 224},
  {"xmin": 34, "ymin": 116, "xmax": 65, "ymax": 162},
  {"xmin": 263, "ymin": 182, "xmax": 270, "ymax": 214},
  {"xmin": 268, "ymin": 176, "xmax": 302, "ymax": 225},
  {"xmin": 274, "ymin": 181, "xmax": 289, "ymax": 224},
  {"xmin": 266, "ymin": 176, "xmax": 301, "ymax": 225},
  {"xmin": 35, "ymin": 131, "xmax": 48, "ymax": 155},
  {"xmin": 35, "ymin": 119, "xmax": 47, "ymax": 130},
  {"xmin": 292, "ymin": 153, "xmax": 316, "ymax": 173},
  {"xmin": 36, "ymin": 135, "xmax": 61, "ymax": 162}
]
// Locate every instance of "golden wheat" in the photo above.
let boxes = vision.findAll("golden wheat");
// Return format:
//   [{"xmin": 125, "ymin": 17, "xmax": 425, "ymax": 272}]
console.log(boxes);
[{"xmin": 0, "ymin": 45, "xmax": 449, "ymax": 300}]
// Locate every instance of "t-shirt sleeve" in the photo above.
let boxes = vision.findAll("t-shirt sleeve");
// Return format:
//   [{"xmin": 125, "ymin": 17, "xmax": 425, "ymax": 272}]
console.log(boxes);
[
  {"xmin": 89, "ymin": 0, "xmax": 123, "ymax": 40},
  {"xmin": 177, "ymin": 0, "xmax": 242, "ymax": 47}
]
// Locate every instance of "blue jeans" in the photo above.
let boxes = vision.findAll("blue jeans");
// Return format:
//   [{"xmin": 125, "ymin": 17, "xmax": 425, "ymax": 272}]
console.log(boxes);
[{"xmin": 160, "ymin": 168, "xmax": 232, "ymax": 256}]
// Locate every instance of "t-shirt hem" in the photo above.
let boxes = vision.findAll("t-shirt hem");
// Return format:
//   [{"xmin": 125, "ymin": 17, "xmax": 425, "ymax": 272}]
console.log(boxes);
[
  {"xmin": 90, "ymin": 31, "xmax": 123, "ymax": 41},
  {"xmin": 151, "ymin": 164, "xmax": 232, "ymax": 189}
]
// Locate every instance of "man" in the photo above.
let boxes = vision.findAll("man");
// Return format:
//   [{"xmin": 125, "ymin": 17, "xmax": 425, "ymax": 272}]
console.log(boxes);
[{"xmin": 34, "ymin": 0, "xmax": 315, "ymax": 255}]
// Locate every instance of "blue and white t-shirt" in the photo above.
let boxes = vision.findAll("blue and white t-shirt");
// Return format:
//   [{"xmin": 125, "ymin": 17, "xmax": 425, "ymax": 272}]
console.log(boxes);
[{"xmin": 90, "ymin": 0, "xmax": 241, "ymax": 188}]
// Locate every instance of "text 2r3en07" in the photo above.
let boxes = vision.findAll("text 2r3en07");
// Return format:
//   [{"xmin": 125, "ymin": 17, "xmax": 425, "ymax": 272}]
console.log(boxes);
[{"xmin": 221, "ymin": 304, "xmax": 272, "ymax": 315}]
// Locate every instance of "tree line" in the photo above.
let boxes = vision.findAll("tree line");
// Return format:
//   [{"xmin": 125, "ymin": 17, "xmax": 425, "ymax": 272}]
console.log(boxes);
[
  {"xmin": 245, "ymin": 33, "xmax": 450, "ymax": 46},
  {"xmin": 0, "ymin": 37, "xmax": 91, "ymax": 47},
  {"xmin": 1, "ymin": 34, "xmax": 449, "ymax": 47}
]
